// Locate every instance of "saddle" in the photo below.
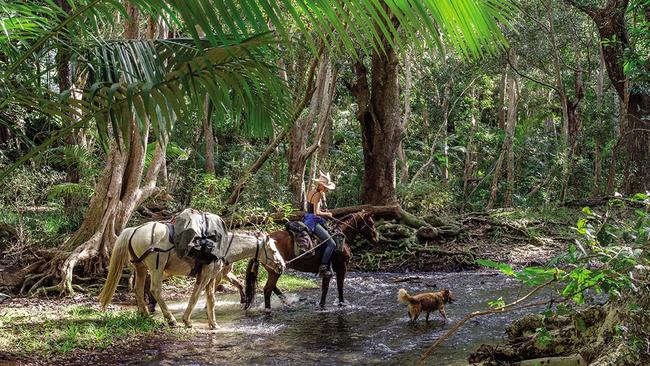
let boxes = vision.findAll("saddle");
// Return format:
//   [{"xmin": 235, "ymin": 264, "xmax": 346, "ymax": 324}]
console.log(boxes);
[
  {"xmin": 285, "ymin": 220, "xmax": 346, "ymax": 256},
  {"xmin": 285, "ymin": 221, "xmax": 315, "ymax": 257}
]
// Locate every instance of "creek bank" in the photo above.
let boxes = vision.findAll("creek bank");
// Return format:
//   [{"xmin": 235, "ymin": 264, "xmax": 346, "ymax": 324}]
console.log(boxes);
[
  {"xmin": 350, "ymin": 210, "xmax": 572, "ymax": 272},
  {"xmin": 468, "ymin": 268, "xmax": 650, "ymax": 366}
]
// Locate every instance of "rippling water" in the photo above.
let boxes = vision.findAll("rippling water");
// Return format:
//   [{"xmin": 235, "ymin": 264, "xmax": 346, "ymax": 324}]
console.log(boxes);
[{"xmin": 137, "ymin": 271, "xmax": 550, "ymax": 366}]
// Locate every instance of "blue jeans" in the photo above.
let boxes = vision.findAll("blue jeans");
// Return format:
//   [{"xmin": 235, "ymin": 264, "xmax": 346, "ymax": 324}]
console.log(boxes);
[{"xmin": 313, "ymin": 223, "xmax": 336, "ymax": 265}]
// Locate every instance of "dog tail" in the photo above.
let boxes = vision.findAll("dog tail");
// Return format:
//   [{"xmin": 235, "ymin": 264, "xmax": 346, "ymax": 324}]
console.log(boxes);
[{"xmin": 398, "ymin": 288, "xmax": 417, "ymax": 305}]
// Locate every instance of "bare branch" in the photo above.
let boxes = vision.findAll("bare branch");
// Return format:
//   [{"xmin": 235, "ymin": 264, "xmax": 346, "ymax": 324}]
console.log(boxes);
[{"xmin": 506, "ymin": 55, "xmax": 558, "ymax": 92}]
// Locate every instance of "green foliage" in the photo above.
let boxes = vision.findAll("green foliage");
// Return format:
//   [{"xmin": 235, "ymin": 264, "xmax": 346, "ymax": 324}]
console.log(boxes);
[
  {"xmin": 478, "ymin": 195, "xmax": 650, "ymax": 306},
  {"xmin": 47, "ymin": 183, "xmax": 93, "ymax": 206},
  {"xmin": 488, "ymin": 296, "xmax": 506, "ymax": 308},
  {"xmin": 189, "ymin": 173, "xmax": 231, "ymax": 213},
  {"xmin": 535, "ymin": 327, "xmax": 553, "ymax": 348},
  {"xmin": 399, "ymin": 180, "xmax": 453, "ymax": 215}
]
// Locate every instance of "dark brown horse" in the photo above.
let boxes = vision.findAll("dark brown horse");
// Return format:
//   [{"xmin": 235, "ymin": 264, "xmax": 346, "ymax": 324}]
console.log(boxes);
[{"xmin": 244, "ymin": 210, "xmax": 378, "ymax": 310}]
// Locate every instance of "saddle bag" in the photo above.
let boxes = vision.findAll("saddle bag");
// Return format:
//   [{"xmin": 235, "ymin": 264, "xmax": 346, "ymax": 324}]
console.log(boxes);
[{"xmin": 188, "ymin": 237, "xmax": 218, "ymax": 276}]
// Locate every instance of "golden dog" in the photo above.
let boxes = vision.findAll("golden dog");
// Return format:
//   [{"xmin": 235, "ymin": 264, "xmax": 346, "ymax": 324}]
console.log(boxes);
[{"xmin": 398, "ymin": 288, "xmax": 455, "ymax": 323}]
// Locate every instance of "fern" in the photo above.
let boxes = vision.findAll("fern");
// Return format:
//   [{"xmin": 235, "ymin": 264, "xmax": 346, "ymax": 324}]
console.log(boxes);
[{"xmin": 47, "ymin": 183, "xmax": 93, "ymax": 202}]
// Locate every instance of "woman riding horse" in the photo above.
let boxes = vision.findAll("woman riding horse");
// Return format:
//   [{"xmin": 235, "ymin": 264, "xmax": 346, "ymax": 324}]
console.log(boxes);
[
  {"xmin": 245, "ymin": 209, "xmax": 379, "ymax": 310},
  {"xmin": 304, "ymin": 171, "xmax": 338, "ymax": 278}
]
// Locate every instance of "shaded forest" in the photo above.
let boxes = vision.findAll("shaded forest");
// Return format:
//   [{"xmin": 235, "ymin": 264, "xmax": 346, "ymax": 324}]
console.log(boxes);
[{"xmin": 0, "ymin": 0, "xmax": 648, "ymax": 365}]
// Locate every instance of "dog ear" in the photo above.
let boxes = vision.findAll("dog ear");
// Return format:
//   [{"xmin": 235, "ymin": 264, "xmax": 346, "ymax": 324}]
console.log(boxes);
[{"xmin": 443, "ymin": 289, "xmax": 450, "ymax": 301}]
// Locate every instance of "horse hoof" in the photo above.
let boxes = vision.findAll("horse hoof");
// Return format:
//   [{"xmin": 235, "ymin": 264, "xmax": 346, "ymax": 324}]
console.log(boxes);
[
  {"xmin": 183, "ymin": 319, "xmax": 193, "ymax": 328},
  {"xmin": 264, "ymin": 308, "xmax": 272, "ymax": 314},
  {"xmin": 338, "ymin": 301, "xmax": 348, "ymax": 307},
  {"xmin": 168, "ymin": 319, "xmax": 179, "ymax": 328},
  {"xmin": 209, "ymin": 322, "xmax": 218, "ymax": 330}
]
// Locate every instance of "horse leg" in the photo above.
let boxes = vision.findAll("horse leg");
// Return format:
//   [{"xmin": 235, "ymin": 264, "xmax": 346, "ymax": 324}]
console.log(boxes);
[
  {"xmin": 205, "ymin": 278, "xmax": 218, "ymax": 330},
  {"xmin": 183, "ymin": 266, "xmax": 209, "ymax": 328},
  {"xmin": 335, "ymin": 266, "xmax": 347, "ymax": 306},
  {"xmin": 225, "ymin": 271, "xmax": 246, "ymax": 304},
  {"xmin": 134, "ymin": 263, "xmax": 149, "ymax": 316},
  {"xmin": 149, "ymin": 268, "xmax": 177, "ymax": 327},
  {"xmin": 144, "ymin": 274, "xmax": 157, "ymax": 313},
  {"xmin": 319, "ymin": 277, "xmax": 331, "ymax": 308},
  {"xmin": 263, "ymin": 268, "xmax": 281, "ymax": 312}
]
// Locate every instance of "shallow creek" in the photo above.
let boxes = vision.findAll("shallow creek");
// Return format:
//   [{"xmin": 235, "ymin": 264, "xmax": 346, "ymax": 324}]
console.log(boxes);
[{"xmin": 136, "ymin": 271, "xmax": 550, "ymax": 365}]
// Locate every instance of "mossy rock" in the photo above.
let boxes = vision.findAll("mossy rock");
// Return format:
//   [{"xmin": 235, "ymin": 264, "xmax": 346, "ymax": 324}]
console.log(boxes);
[{"xmin": 377, "ymin": 222, "xmax": 416, "ymax": 239}]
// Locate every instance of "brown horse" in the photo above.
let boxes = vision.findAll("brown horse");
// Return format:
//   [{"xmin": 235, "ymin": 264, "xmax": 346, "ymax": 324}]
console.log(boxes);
[{"xmin": 244, "ymin": 210, "xmax": 378, "ymax": 310}]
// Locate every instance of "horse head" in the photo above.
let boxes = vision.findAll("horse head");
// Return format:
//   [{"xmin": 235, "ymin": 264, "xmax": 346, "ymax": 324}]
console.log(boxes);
[
  {"xmin": 340, "ymin": 210, "xmax": 379, "ymax": 245},
  {"xmin": 359, "ymin": 210, "xmax": 379, "ymax": 245},
  {"xmin": 260, "ymin": 234, "xmax": 285, "ymax": 274}
]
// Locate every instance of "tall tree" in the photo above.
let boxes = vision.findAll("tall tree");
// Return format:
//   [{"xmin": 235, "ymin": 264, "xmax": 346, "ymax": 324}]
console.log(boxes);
[
  {"xmin": 566, "ymin": 0, "xmax": 650, "ymax": 193},
  {"xmin": 348, "ymin": 12, "xmax": 403, "ymax": 205},
  {"xmin": 288, "ymin": 53, "xmax": 337, "ymax": 207}
]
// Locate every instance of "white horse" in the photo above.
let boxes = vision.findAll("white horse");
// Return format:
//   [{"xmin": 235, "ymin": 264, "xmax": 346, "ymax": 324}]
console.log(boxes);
[{"xmin": 99, "ymin": 222, "xmax": 285, "ymax": 329}]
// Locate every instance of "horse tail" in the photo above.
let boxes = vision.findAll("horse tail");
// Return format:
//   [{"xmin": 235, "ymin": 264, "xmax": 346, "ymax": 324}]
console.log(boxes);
[
  {"xmin": 244, "ymin": 258, "xmax": 260, "ymax": 310},
  {"xmin": 99, "ymin": 228, "xmax": 131, "ymax": 309}
]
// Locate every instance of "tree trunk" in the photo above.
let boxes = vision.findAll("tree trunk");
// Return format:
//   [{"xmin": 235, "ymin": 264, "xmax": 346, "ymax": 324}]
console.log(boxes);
[
  {"xmin": 397, "ymin": 51, "xmax": 413, "ymax": 184},
  {"xmin": 347, "ymin": 10, "xmax": 403, "ymax": 205},
  {"xmin": 606, "ymin": 88, "xmax": 630, "ymax": 195},
  {"xmin": 567, "ymin": 0, "xmax": 650, "ymax": 193},
  {"xmin": 203, "ymin": 96, "xmax": 215, "ymax": 174},
  {"xmin": 497, "ymin": 71, "xmax": 507, "ymax": 129},
  {"xmin": 358, "ymin": 51, "xmax": 400, "ymax": 204},
  {"xmin": 441, "ymin": 81, "xmax": 451, "ymax": 183},
  {"xmin": 489, "ymin": 50, "xmax": 518, "ymax": 209},
  {"xmin": 504, "ymin": 53, "xmax": 519, "ymax": 208},
  {"xmin": 56, "ymin": 0, "xmax": 81, "ymax": 208},
  {"xmin": 560, "ymin": 69, "xmax": 585, "ymax": 202},
  {"xmin": 22, "ymin": 4, "xmax": 168, "ymax": 296},
  {"xmin": 593, "ymin": 140, "xmax": 602, "ymax": 197},
  {"xmin": 288, "ymin": 53, "xmax": 337, "ymax": 208},
  {"xmin": 462, "ymin": 89, "xmax": 478, "ymax": 209}
]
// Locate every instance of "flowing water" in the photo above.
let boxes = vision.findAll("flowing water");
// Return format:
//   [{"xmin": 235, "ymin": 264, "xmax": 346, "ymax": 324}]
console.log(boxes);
[{"xmin": 137, "ymin": 271, "xmax": 550, "ymax": 366}]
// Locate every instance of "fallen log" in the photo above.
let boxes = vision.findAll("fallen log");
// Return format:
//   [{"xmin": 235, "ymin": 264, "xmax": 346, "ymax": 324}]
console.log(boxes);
[{"xmin": 226, "ymin": 204, "xmax": 406, "ymax": 227}]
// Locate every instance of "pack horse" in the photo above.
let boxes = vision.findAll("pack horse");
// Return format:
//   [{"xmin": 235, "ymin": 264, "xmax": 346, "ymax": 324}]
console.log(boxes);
[{"xmin": 99, "ymin": 209, "xmax": 285, "ymax": 329}]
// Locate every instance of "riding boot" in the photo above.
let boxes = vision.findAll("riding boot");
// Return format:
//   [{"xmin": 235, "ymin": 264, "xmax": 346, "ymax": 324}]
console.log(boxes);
[{"xmin": 318, "ymin": 264, "xmax": 332, "ymax": 278}]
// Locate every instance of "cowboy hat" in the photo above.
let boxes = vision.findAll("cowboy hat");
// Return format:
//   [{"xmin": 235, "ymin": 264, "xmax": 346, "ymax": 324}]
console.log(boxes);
[{"xmin": 313, "ymin": 171, "xmax": 336, "ymax": 190}]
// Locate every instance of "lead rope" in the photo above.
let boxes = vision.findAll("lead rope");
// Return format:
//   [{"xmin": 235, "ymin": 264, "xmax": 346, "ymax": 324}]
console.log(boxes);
[{"xmin": 284, "ymin": 232, "xmax": 337, "ymax": 265}]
